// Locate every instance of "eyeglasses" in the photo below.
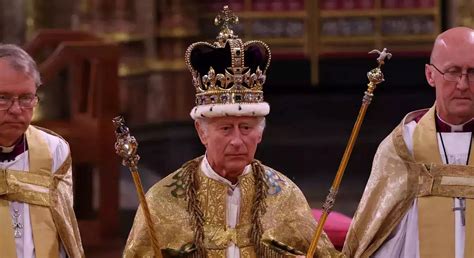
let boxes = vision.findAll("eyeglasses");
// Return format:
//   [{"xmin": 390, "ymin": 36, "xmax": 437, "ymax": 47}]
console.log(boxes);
[
  {"xmin": 0, "ymin": 94, "xmax": 39, "ymax": 111},
  {"xmin": 430, "ymin": 64, "xmax": 474, "ymax": 83}
]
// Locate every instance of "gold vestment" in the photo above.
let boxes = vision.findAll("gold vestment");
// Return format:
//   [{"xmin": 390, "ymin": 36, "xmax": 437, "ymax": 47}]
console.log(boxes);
[
  {"xmin": 343, "ymin": 106, "xmax": 474, "ymax": 258},
  {"xmin": 0, "ymin": 125, "xmax": 84, "ymax": 258},
  {"xmin": 124, "ymin": 157, "xmax": 339, "ymax": 257}
]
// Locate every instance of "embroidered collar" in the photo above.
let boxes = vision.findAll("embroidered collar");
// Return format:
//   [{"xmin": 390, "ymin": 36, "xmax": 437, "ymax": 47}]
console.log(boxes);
[{"xmin": 200, "ymin": 155, "xmax": 251, "ymax": 188}]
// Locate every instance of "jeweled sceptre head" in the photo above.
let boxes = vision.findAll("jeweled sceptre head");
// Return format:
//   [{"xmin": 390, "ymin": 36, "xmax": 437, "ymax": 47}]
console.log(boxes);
[{"xmin": 113, "ymin": 116, "xmax": 140, "ymax": 170}]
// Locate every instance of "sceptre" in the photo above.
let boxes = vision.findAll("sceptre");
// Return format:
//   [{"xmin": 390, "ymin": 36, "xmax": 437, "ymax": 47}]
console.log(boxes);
[
  {"xmin": 307, "ymin": 48, "xmax": 392, "ymax": 257},
  {"xmin": 113, "ymin": 116, "xmax": 162, "ymax": 258}
]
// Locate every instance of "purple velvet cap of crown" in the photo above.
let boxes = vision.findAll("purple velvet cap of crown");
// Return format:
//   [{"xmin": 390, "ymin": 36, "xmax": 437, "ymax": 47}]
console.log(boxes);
[{"xmin": 188, "ymin": 40, "xmax": 271, "ymax": 88}]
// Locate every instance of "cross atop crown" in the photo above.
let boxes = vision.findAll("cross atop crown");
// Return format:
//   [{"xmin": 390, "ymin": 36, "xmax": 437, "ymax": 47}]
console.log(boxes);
[{"xmin": 214, "ymin": 5, "xmax": 239, "ymax": 46}]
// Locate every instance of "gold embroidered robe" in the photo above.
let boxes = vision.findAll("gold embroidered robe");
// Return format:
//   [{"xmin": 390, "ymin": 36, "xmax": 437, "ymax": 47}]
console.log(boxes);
[
  {"xmin": 124, "ymin": 158, "xmax": 339, "ymax": 257},
  {"xmin": 343, "ymin": 107, "xmax": 474, "ymax": 258},
  {"xmin": 0, "ymin": 126, "xmax": 84, "ymax": 258}
]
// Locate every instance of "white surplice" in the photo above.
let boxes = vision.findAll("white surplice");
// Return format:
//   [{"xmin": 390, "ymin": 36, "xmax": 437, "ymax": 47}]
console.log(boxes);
[
  {"xmin": 373, "ymin": 117, "xmax": 473, "ymax": 258},
  {"xmin": 0, "ymin": 130, "xmax": 69, "ymax": 258}
]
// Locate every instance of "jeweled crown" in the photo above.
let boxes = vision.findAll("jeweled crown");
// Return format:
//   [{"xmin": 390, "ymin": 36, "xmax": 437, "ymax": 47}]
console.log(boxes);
[{"xmin": 185, "ymin": 6, "xmax": 271, "ymax": 106}]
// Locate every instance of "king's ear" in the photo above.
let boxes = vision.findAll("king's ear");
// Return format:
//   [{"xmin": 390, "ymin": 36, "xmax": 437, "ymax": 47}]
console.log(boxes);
[{"xmin": 194, "ymin": 120, "xmax": 208, "ymax": 146}]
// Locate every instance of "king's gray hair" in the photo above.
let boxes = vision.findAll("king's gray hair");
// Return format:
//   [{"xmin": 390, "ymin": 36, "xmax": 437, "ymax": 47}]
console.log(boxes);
[{"xmin": 0, "ymin": 44, "xmax": 41, "ymax": 87}]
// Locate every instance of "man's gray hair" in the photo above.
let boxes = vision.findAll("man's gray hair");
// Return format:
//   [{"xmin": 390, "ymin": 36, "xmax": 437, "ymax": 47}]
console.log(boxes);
[
  {"xmin": 0, "ymin": 44, "xmax": 41, "ymax": 87},
  {"xmin": 196, "ymin": 116, "xmax": 266, "ymax": 135}
]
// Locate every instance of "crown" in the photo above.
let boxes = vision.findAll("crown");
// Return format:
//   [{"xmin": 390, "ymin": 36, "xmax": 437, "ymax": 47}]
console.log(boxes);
[{"xmin": 185, "ymin": 6, "xmax": 271, "ymax": 109}]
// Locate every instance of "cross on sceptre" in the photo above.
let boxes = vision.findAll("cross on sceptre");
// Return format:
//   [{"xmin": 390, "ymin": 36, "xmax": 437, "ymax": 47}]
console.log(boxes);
[
  {"xmin": 214, "ymin": 5, "xmax": 239, "ymax": 44},
  {"xmin": 12, "ymin": 209, "xmax": 23, "ymax": 238},
  {"xmin": 453, "ymin": 197, "xmax": 466, "ymax": 226},
  {"xmin": 369, "ymin": 48, "xmax": 392, "ymax": 68}
]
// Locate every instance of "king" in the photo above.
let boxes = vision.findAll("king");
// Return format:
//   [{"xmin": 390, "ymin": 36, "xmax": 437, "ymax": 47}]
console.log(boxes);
[{"xmin": 123, "ymin": 5, "xmax": 340, "ymax": 258}]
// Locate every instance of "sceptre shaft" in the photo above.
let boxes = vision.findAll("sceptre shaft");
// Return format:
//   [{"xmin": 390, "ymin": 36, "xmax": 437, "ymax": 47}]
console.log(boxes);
[
  {"xmin": 307, "ymin": 49, "xmax": 392, "ymax": 257},
  {"xmin": 113, "ymin": 116, "xmax": 162, "ymax": 258}
]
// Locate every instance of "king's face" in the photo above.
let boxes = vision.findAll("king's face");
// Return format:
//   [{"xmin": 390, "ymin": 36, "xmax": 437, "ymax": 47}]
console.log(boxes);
[
  {"xmin": 0, "ymin": 59, "xmax": 36, "ymax": 146},
  {"xmin": 196, "ymin": 116, "xmax": 263, "ymax": 183}
]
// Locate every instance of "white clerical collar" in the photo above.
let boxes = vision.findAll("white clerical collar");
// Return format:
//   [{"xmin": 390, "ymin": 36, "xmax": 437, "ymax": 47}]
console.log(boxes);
[
  {"xmin": 437, "ymin": 114, "xmax": 474, "ymax": 132},
  {"xmin": 0, "ymin": 145, "xmax": 15, "ymax": 153},
  {"xmin": 200, "ymin": 155, "xmax": 252, "ymax": 188}
]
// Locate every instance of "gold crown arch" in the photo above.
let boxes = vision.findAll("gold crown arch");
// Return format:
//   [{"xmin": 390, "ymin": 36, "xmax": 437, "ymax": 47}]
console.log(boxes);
[{"xmin": 184, "ymin": 6, "xmax": 271, "ymax": 108}]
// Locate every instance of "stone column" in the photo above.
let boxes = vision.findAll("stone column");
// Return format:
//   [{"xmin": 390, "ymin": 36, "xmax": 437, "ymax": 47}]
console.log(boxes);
[
  {"xmin": 0, "ymin": 0, "xmax": 27, "ymax": 44},
  {"xmin": 136, "ymin": 0, "xmax": 156, "ymax": 59}
]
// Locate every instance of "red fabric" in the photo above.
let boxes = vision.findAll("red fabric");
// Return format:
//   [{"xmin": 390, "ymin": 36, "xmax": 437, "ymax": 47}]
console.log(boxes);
[{"xmin": 312, "ymin": 209, "xmax": 352, "ymax": 251}]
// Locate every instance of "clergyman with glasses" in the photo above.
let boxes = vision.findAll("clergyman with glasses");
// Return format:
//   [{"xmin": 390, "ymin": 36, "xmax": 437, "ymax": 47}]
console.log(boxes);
[
  {"xmin": 0, "ymin": 44, "xmax": 84, "ymax": 258},
  {"xmin": 344, "ymin": 27, "xmax": 474, "ymax": 258}
]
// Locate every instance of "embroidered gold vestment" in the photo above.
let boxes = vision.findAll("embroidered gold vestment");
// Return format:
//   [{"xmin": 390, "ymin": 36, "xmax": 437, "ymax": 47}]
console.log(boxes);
[
  {"xmin": 343, "ymin": 106, "xmax": 474, "ymax": 258},
  {"xmin": 0, "ymin": 126, "xmax": 84, "ymax": 258},
  {"xmin": 124, "ymin": 157, "xmax": 339, "ymax": 257}
]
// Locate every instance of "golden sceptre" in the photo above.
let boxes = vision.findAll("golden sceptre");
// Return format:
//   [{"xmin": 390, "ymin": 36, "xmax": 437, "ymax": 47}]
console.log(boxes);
[
  {"xmin": 307, "ymin": 48, "xmax": 392, "ymax": 257},
  {"xmin": 113, "ymin": 116, "xmax": 162, "ymax": 258}
]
